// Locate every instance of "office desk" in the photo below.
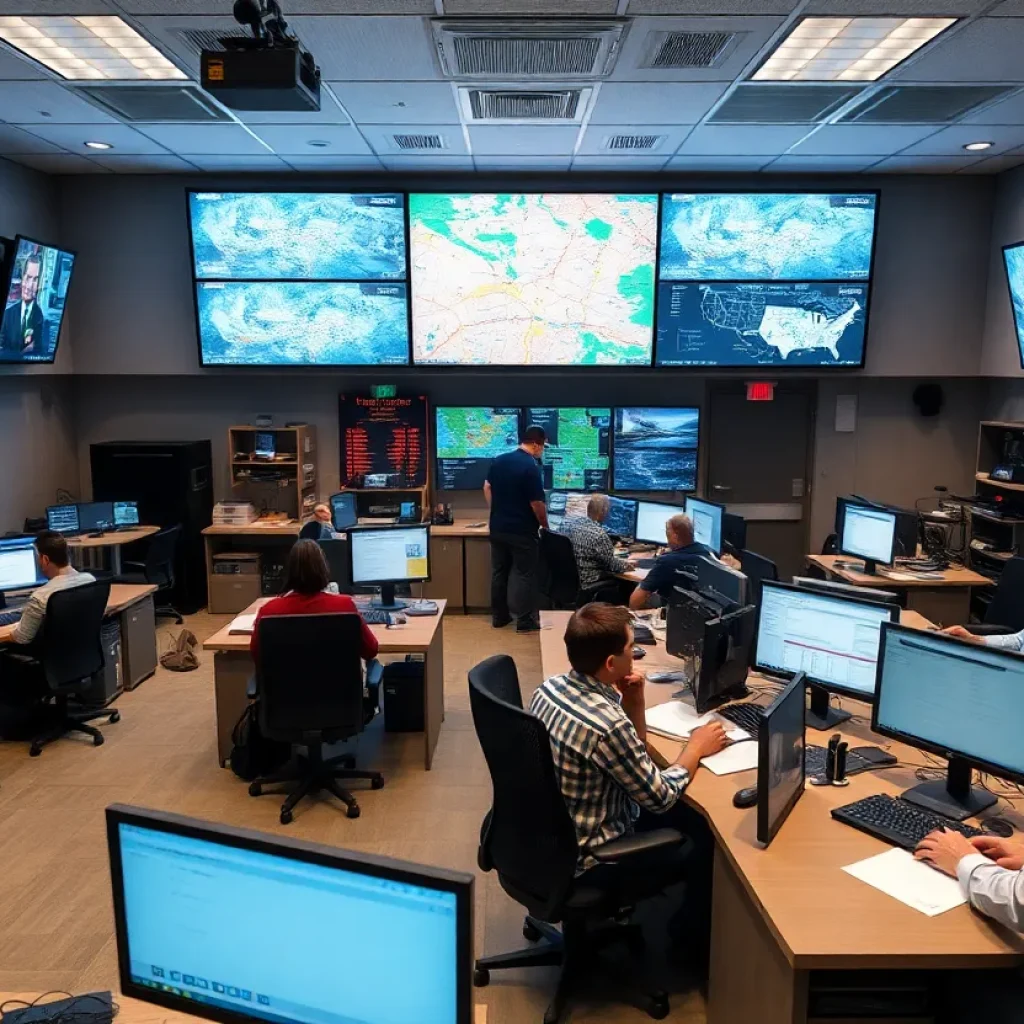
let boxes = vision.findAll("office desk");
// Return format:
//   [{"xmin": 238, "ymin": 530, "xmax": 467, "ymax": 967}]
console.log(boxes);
[
  {"xmin": 806, "ymin": 553, "xmax": 992, "ymax": 626},
  {"xmin": 203, "ymin": 598, "xmax": 447, "ymax": 771},
  {"xmin": 539, "ymin": 609, "xmax": 1024, "ymax": 1024},
  {"xmin": 68, "ymin": 525, "xmax": 159, "ymax": 575},
  {"xmin": 427, "ymin": 519, "xmax": 491, "ymax": 612}
]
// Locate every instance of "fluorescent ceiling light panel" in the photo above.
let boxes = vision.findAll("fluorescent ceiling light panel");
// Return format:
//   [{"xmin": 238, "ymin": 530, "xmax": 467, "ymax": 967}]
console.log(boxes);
[
  {"xmin": 0, "ymin": 16, "xmax": 186, "ymax": 81},
  {"xmin": 753, "ymin": 17, "xmax": 956, "ymax": 82}
]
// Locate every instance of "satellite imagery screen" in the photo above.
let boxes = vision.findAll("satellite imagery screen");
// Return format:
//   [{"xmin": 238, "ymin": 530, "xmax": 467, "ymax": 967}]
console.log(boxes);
[
  {"xmin": 409, "ymin": 193, "xmax": 657, "ymax": 366},
  {"xmin": 196, "ymin": 281, "xmax": 409, "ymax": 366},
  {"xmin": 435, "ymin": 407, "xmax": 521, "ymax": 490},
  {"xmin": 656, "ymin": 282, "xmax": 868, "ymax": 367},
  {"xmin": 1003, "ymin": 242, "xmax": 1024, "ymax": 368},
  {"xmin": 525, "ymin": 407, "xmax": 610, "ymax": 491},
  {"xmin": 189, "ymin": 192, "xmax": 406, "ymax": 280},
  {"xmin": 659, "ymin": 193, "xmax": 877, "ymax": 281},
  {"xmin": 613, "ymin": 407, "xmax": 700, "ymax": 492}
]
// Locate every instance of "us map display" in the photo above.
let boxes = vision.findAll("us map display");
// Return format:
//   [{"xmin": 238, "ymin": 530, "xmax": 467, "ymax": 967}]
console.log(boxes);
[
  {"xmin": 657, "ymin": 282, "xmax": 868, "ymax": 367},
  {"xmin": 410, "ymin": 193, "xmax": 657, "ymax": 366},
  {"xmin": 526, "ymin": 407, "xmax": 610, "ymax": 490},
  {"xmin": 435, "ymin": 407, "xmax": 521, "ymax": 491},
  {"xmin": 1003, "ymin": 243, "xmax": 1024, "ymax": 367}
]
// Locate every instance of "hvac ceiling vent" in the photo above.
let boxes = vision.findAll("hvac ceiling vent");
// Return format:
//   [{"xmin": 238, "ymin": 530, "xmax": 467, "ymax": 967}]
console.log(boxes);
[
  {"xmin": 392, "ymin": 133, "xmax": 447, "ymax": 151},
  {"xmin": 432, "ymin": 19, "xmax": 626, "ymax": 79},
  {"xmin": 709, "ymin": 84, "xmax": 861, "ymax": 124},
  {"xmin": 171, "ymin": 28, "xmax": 229, "ymax": 57},
  {"xmin": 461, "ymin": 87, "xmax": 590, "ymax": 122},
  {"xmin": 642, "ymin": 30, "xmax": 738, "ymax": 70},
  {"xmin": 605, "ymin": 133, "xmax": 663, "ymax": 151},
  {"xmin": 73, "ymin": 85, "xmax": 230, "ymax": 123},
  {"xmin": 838, "ymin": 85, "xmax": 1013, "ymax": 124}
]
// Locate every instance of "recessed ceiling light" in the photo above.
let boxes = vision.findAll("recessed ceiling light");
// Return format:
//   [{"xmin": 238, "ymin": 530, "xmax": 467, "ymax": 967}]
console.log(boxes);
[
  {"xmin": 85, "ymin": 141, "xmax": 112, "ymax": 150},
  {"xmin": 963, "ymin": 141, "xmax": 994, "ymax": 151},
  {"xmin": 0, "ymin": 15, "xmax": 186, "ymax": 81},
  {"xmin": 753, "ymin": 16, "xmax": 957, "ymax": 82},
  {"xmin": 307, "ymin": 140, "xmax": 331, "ymax": 148}
]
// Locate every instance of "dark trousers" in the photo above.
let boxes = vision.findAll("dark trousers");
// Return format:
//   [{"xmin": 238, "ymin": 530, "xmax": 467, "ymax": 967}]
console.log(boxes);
[{"xmin": 490, "ymin": 532, "xmax": 539, "ymax": 628}]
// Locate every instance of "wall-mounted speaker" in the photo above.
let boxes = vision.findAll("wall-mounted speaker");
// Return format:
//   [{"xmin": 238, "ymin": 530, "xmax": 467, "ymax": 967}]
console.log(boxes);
[{"xmin": 912, "ymin": 383, "xmax": 944, "ymax": 417}]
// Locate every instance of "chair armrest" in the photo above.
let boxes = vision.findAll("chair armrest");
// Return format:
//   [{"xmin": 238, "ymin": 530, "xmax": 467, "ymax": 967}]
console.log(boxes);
[
  {"xmin": 365, "ymin": 658, "xmax": 384, "ymax": 687},
  {"xmin": 591, "ymin": 828, "xmax": 684, "ymax": 864},
  {"xmin": 246, "ymin": 675, "xmax": 257, "ymax": 699},
  {"xmin": 122, "ymin": 561, "xmax": 146, "ymax": 572},
  {"xmin": 966, "ymin": 624, "xmax": 1015, "ymax": 636}
]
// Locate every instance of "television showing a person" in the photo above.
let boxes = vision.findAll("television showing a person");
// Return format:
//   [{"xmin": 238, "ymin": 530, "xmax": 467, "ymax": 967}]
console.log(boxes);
[{"xmin": 0, "ymin": 253, "xmax": 44, "ymax": 356}]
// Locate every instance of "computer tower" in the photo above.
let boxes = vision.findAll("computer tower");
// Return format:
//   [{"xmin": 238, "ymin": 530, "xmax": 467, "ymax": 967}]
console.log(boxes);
[{"xmin": 89, "ymin": 440, "xmax": 213, "ymax": 614}]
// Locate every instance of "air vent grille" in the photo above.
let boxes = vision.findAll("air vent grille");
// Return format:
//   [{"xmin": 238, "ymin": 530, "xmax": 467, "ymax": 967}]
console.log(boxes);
[
  {"xmin": 838, "ymin": 85, "xmax": 1013, "ymax": 124},
  {"xmin": 393, "ymin": 133, "xmax": 446, "ymax": 151},
  {"xmin": 73, "ymin": 85, "xmax": 230, "ymax": 122},
  {"xmin": 454, "ymin": 35, "xmax": 598, "ymax": 76},
  {"xmin": 710, "ymin": 84, "xmax": 860, "ymax": 124},
  {"xmin": 468, "ymin": 89, "xmax": 581, "ymax": 120},
  {"xmin": 647, "ymin": 31, "xmax": 734, "ymax": 69},
  {"xmin": 606, "ymin": 134, "xmax": 662, "ymax": 151}
]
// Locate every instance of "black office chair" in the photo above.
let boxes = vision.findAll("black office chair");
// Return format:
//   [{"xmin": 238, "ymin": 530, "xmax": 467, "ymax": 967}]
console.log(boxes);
[
  {"xmin": 965, "ymin": 555, "xmax": 1024, "ymax": 636},
  {"xmin": 469, "ymin": 654, "xmax": 683, "ymax": 1023},
  {"xmin": 538, "ymin": 528, "xmax": 620, "ymax": 610},
  {"xmin": 16, "ymin": 579, "xmax": 121, "ymax": 756},
  {"xmin": 821, "ymin": 532, "xmax": 838, "ymax": 555},
  {"xmin": 248, "ymin": 613, "xmax": 384, "ymax": 823},
  {"xmin": 119, "ymin": 524, "xmax": 183, "ymax": 624},
  {"xmin": 739, "ymin": 548, "xmax": 779, "ymax": 609},
  {"xmin": 299, "ymin": 520, "xmax": 324, "ymax": 541}
]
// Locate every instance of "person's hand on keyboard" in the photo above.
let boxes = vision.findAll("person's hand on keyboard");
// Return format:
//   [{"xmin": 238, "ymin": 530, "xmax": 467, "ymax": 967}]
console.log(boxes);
[
  {"xmin": 914, "ymin": 828, "xmax": 978, "ymax": 876},
  {"xmin": 969, "ymin": 836, "xmax": 1024, "ymax": 871}
]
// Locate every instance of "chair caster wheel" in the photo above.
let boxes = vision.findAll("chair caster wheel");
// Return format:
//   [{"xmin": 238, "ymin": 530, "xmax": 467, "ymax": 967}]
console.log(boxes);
[
  {"xmin": 347, "ymin": 804, "xmax": 361, "ymax": 819},
  {"xmin": 523, "ymin": 920, "xmax": 542, "ymax": 942},
  {"xmin": 109, "ymin": 711, "xmax": 120, "ymax": 723},
  {"xmin": 280, "ymin": 810, "xmax": 293, "ymax": 825},
  {"xmin": 371, "ymin": 776, "xmax": 385, "ymax": 790},
  {"xmin": 248, "ymin": 782, "xmax": 262, "ymax": 797},
  {"xmin": 93, "ymin": 733, "xmax": 104, "ymax": 746},
  {"xmin": 647, "ymin": 993, "xmax": 670, "ymax": 1020},
  {"xmin": 473, "ymin": 968, "xmax": 489, "ymax": 988},
  {"xmin": 29, "ymin": 744, "xmax": 41, "ymax": 757}
]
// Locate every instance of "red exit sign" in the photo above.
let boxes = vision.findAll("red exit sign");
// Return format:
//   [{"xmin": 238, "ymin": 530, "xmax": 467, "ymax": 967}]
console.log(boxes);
[{"xmin": 746, "ymin": 381, "xmax": 775, "ymax": 402}]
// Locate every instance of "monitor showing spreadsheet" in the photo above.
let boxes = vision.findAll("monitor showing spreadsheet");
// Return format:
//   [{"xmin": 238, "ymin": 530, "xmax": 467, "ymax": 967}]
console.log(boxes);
[
  {"xmin": 634, "ymin": 500, "xmax": 686, "ymax": 546},
  {"xmin": 47, "ymin": 503, "xmax": 79, "ymax": 534},
  {"xmin": 0, "ymin": 537, "xmax": 44, "ymax": 593},
  {"xmin": 839, "ymin": 501, "xmax": 896, "ymax": 571}
]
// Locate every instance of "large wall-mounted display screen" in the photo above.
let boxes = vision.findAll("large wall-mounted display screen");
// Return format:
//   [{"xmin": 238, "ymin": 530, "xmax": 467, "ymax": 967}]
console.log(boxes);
[
  {"xmin": 1002, "ymin": 241, "xmax": 1024, "ymax": 370},
  {"xmin": 612, "ymin": 407, "xmax": 700, "ymax": 492},
  {"xmin": 525, "ymin": 406, "xmax": 610, "ymax": 491},
  {"xmin": 410, "ymin": 193, "xmax": 657, "ymax": 366},
  {"xmin": 434, "ymin": 406, "xmax": 522, "ymax": 491}
]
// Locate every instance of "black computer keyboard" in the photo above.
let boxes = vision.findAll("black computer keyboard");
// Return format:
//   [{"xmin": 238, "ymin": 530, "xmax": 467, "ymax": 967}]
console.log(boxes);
[
  {"xmin": 361, "ymin": 609, "xmax": 393, "ymax": 625},
  {"xmin": 831, "ymin": 793, "xmax": 985, "ymax": 851},
  {"xmin": 805, "ymin": 744, "xmax": 873, "ymax": 778},
  {"xmin": 0, "ymin": 609, "xmax": 22, "ymax": 627},
  {"xmin": 715, "ymin": 702, "xmax": 764, "ymax": 735}
]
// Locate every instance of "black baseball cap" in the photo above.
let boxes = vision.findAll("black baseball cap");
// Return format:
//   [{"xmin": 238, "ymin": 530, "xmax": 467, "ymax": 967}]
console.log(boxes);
[{"xmin": 522, "ymin": 424, "xmax": 547, "ymax": 445}]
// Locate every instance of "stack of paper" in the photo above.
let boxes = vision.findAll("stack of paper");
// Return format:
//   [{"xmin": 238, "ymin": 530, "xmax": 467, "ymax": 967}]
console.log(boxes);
[
  {"xmin": 228, "ymin": 612, "xmax": 257, "ymax": 635},
  {"xmin": 645, "ymin": 701, "xmax": 751, "ymax": 742},
  {"xmin": 843, "ymin": 849, "xmax": 967, "ymax": 916},
  {"xmin": 700, "ymin": 742, "xmax": 759, "ymax": 776}
]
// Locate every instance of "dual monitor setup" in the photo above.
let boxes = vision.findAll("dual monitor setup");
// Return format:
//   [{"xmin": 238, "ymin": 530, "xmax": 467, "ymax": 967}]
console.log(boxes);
[{"xmin": 46, "ymin": 500, "xmax": 140, "ymax": 538}]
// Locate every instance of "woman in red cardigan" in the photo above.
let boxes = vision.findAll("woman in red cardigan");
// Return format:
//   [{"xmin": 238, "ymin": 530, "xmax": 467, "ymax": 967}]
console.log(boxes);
[{"xmin": 250, "ymin": 539, "xmax": 379, "ymax": 662}]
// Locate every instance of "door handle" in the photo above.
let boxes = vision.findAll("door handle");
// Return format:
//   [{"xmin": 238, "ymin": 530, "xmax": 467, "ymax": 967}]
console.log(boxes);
[{"xmin": 711, "ymin": 484, "xmax": 732, "ymax": 493}]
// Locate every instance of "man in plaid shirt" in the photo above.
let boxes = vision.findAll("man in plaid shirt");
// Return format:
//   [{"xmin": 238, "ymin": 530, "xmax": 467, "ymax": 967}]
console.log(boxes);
[{"xmin": 529, "ymin": 602, "xmax": 727, "ymax": 971}]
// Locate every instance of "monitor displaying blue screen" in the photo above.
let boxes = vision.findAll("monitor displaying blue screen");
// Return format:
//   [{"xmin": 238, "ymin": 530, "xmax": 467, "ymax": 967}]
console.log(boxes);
[
  {"xmin": 0, "ymin": 236, "xmax": 76, "ymax": 364},
  {"xmin": 659, "ymin": 193, "xmax": 877, "ymax": 282},
  {"xmin": 612, "ymin": 407, "xmax": 699, "ymax": 492},
  {"xmin": 188, "ymin": 192, "xmax": 406, "ymax": 281},
  {"xmin": 656, "ymin": 282, "xmax": 868, "ymax": 367},
  {"xmin": 1002, "ymin": 241, "xmax": 1024, "ymax": 369},
  {"xmin": 195, "ymin": 282, "xmax": 409, "ymax": 366}
]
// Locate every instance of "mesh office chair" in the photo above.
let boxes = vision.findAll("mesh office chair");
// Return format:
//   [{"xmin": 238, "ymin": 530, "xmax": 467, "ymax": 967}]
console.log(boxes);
[
  {"xmin": 966, "ymin": 555, "xmax": 1024, "ymax": 636},
  {"xmin": 21, "ymin": 579, "xmax": 121, "ymax": 756},
  {"xmin": 248, "ymin": 613, "xmax": 384, "ymax": 823},
  {"xmin": 119, "ymin": 524, "xmax": 183, "ymax": 624},
  {"xmin": 469, "ymin": 654, "xmax": 683, "ymax": 1023},
  {"xmin": 538, "ymin": 528, "xmax": 622, "ymax": 610}
]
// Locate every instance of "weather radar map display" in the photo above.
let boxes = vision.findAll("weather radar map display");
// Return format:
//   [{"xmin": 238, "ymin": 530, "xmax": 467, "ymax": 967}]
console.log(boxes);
[
  {"xmin": 435, "ymin": 407, "xmax": 521, "ymax": 491},
  {"xmin": 526, "ymin": 407, "xmax": 610, "ymax": 491},
  {"xmin": 410, "ymin": 193, "xmax": 657, "ymax": 366},
  {"xmin": 1002, "ymin": 242, "xmax": 1024, "ymax": 369},
  {"xmin": 656, "ymin": 193, "xmax": 876, "ymax": 368}
]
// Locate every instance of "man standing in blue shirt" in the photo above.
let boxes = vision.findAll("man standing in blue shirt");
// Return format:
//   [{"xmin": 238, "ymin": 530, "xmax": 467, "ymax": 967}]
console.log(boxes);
[{"xmin": 484, "ymin": 424, "xmax": 548, "ymax": 633}]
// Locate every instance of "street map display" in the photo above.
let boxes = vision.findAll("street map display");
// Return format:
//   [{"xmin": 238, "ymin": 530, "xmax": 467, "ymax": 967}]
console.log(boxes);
[
  {"xmin": 659, "ymin": 193, "xmax": 877, "ymax": 282},
  {"xmin": 410, "ymin": 193, "xmax": 657, "ymax": 366},
  {"xmin": 1003, "ymin": 242, "xmax": 1024, "ymax": 368},
  {"xmin": 526, "ymin": 407, "xmax": 610, "ymax": 490},
  {"xmin": 657, "ymin": 282, "xmax": 868, "ymax": 367},
  {"xmin": 435, "ymin": 407, "xmax": 521, "ymax": 491}
]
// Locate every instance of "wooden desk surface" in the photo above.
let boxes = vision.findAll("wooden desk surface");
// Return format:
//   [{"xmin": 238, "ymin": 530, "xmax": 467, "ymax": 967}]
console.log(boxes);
[
  {"xmin": 203, "ymin": 597, "xmax": 447, "ymax": 654},
  {"xmin": 430, "ymin": 518, "xmax": 491, "ymax": 538},
  {"xmin": 807, "ymin": 554, "xmax": 993, "ymax": 589},
  {"xmin": 0, "ymin": 583, "xmax": 157, "ymax": 644},
  {"xmin": 66, "ymin": 526, "xmax": 159, "ymax": 549},
  {"xmin": 540, "ymin": 608, "xmax": 1024, "ymax": 970},
  {"xmin": 203, "ymin": 522, "xmax": 301, "ymax": 537}
]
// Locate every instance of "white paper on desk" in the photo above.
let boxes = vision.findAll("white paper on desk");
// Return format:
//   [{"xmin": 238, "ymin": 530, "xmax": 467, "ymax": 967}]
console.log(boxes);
[
  {"xmin": 228, "ymin": 612, "xmax": 257, "ymax": 635},
  {"xmin": 700, "ymin": 740, "xmax": 759, "ymax": 776},
  {"xmin": 842, "ymin": 848, "xmax": 967, "ymax": 917},
  {"xmin": 631, "ymin": 567, "xmax": 649, "ymax": 580},
  {"xmin": 645, "ymin": 701, "xmax": 750, "ymax": 742}
]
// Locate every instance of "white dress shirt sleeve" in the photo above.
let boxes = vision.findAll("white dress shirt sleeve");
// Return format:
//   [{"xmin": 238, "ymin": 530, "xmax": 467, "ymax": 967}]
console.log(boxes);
[{"xmin": 957, "ymin": 853, "xmax": 1024, "ymax": 933}]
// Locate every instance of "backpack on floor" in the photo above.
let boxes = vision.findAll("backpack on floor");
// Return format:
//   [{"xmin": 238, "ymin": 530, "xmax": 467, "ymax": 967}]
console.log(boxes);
[
  {"xmin": 229, "ymin": 700, "xmax": 290, "ymax": 781},
  {"xmin": 159, "ymin": 629, "xmax": 200, "ymax": 672}
]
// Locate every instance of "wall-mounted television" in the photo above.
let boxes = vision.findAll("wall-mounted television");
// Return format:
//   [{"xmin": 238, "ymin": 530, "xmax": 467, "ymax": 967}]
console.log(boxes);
[
  {"xmin": 1002, "ymin": 240, "xmax": 1024, "ymax": 369},
  {"xmin": 612, "ymin": 407, "xmax": 700, "ymax": 492},
  {"xmin": 434, "ymin": 407, "xmax": 521, "ymax": 491},
  {"xmin": 0, "ymin": 235, "xmax": 76, "ymax": 364}
]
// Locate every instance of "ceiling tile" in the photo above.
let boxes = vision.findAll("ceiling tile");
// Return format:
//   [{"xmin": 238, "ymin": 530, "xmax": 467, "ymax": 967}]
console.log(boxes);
[
  {"xmin": 11, "ymin": 121, "xmax": 171, "ymax": 155},
  {"xmin": 133, "ymin": 122, "xmax": 271, "ymax": 155},
  {"xmin": 379, "ymin": 155, "xmax": 475, "ymax": 170},
  {"xmin": 577, "ymin": 123, "xmax": 690, "ymax": 156},
  {"xmin": 8, "ymin": 151, "xmax": 109, "ymax": 173},
  {"xmin": 362, "ymin": 123, "xmax": 469, "ymax": 156},
  {"xmin": 329, "ymin": 82, "xmax": 460, "ymax": 125},
  {"xmin": 0, "ymin": 80, "xmax": 118, "ymax": 123},
  {"xmin": 89, "ymin": 153, "xmax": 199, "ymax": 172},
  {"xmin": 626, "ymin": 0, "xmax": 794, "ymax": 12},
  {"xmin": 611, "ymin": 16, "xmax": 786, "ymax": 82},
  {"xmin": 122, "ymin": 0, "xmax": 435, "ymax": 9},
  {"xmin": 989, "ymin": 0, "xmax": 1024, "ymax": 12},
  {"xmin": 676, "ymin": 124, "xmax": 812, "ymax": 156},
  {"xmin": 871, "ymin": 154, "xmax": 984, "ymax": 172},
  {"xmin": 248, "ymin": 123, "xmax": 372, "ymax": 156},
  {"xmin": 789, "ymin": 124, "xmax": 940, "ymax": 156},
  {"xmin": 183, "ymin": 154, "xmax": 293, "ymax": 171},
  {"xmin": 283, "ymin": 154, "xmax": 384, "ymax": 170},
  {"xmin": 0, "ymin": 44, "xmax": 48, "ymax": 81},
  {"xmin": 899, "ymin": 124, "xmax": 1024, "ymax": 155},
  {"xmin": 663, "ymin": 154, "xmax": 772, "ymax": 170},
  {"xmin": 590, "ymin": 83, "xmax": 729, "ymax": 124},
  {"xmin": 468, "ymin": 125, "xmax": 579, "ymax": 156},
  {"xmin": 474, "ymin": 155, "xmax": 574, "ymax": 169},
  {"xmin": 0, "ymin": 124, "xmax": 63, "ymax": 155},
  {"xmin": 960, "ymin": 89, "xmax": 1024, "ymax": 124},
  {"xmin": 960, "ymin": 151, "xmax": 1024, "ymax": 172},
  {"xmin": 763, "ymin": 154, "xmax": 884, "ymax": 172},
  {"xmin": 571, "ymin": 155, "xmax": 669, "ymax": 169},
  {"xmin": 444, "ymin": 0, "xmax": 617, "ymax": 10},
  {"xmin": 890, "ymin": 18, "xmax": 1024, "ymax": 83}
]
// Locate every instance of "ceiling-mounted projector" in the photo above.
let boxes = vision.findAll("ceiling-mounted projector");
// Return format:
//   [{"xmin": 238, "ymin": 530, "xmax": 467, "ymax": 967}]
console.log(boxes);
[{"xmin": 201, "ymin": 0, "xmax": 321, "ymax": 112}]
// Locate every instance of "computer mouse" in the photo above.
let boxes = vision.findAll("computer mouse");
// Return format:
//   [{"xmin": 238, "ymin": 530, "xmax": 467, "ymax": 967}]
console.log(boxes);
[
  {"xmin": 980, "ymin": 817, "xmax": 1015, "ymax": 838},
  {"xmin": 632, "ymin": 646, "xmax": 646, "ymax": 658},
  {"xmin": 732, "ymin": 786, "xmax": 759, "ymax": 809}
]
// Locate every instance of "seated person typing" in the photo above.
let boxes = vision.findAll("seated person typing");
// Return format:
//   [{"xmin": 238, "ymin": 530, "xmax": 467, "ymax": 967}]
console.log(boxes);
[
  {"xmin": 301, "ymin": 503, "xmax": 336, "ymax": 542},
  {"xmin": 529, "ymin": 603, "xmax": 727, "ymax": 969},
  {"xmin": 941, "ymin": 624, "xmax": 1024, "ymax": 652},
  {"xmin": 629, "ymin": 514, "xmax": 710, "ymax": 610},
  {"xmin": 561, "ymin": 494, "xmax": 632, "ymax": 595}
]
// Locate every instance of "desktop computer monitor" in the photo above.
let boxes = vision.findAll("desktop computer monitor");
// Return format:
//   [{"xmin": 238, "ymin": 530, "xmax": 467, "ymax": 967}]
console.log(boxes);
[
  {"xmin": 873, "ymin": 624, "xmax": 1024, "ymax": 821},
  {"xmin": 693, "ymin": 604, "xmax": 756, "ymax": 714},
  {"xmin": 757, "ymin": 672, "xmax": 806, "ymax": 847},
  {"xmin": 114, "ymin": 501, "xmax": 140, "ymax": 528},
  {"xmin": 46, "ymin": 503, "xmax": 79, "ymax": 534},
  {"xmin": 105, "ymin": 804, "xmax": 473, "ymax": 1024},
  {"xmin": 563, "ymin": 492, "xmax": 589, "ymax": 519},
  {"xmin": 722, "ymin": 512, "xmax": 746, "ymax": 555},
  {"xmin": 329, "ymin": 492, "xmax": 357, "ymax": 532},
  {"xmin": 348, "ymin": 524, "xmax": 430, "ymax": 609},
  {"xmin": 838, "ymin": 501, "xmax": 897, "ymax": 574},
  {"xmin": 634, "ymin": 500, "xmax": 686, "ymax": 546},
  {"xmin": 791, "ymin": 575, "xmax": 898, "ymax": 605},
  {"xmin": 697, "ymin": 556, "xmax": 747, "ymax": 608},
  {"xmin": 755, "ymin": 580, "xmax": 898, "ymax": 731},
  {"xmin": 835, "ymin": 495, "xmax": 919, "ymax": 558},
  {"xmin": 685, "ymin": 496, "xmax": 723, "ymax": 556},
  {"xmin": 254, "ymin": 432, "xmax": 276, "ymax": 459},
  {"xmin": 77, "ymin": 500, "xmax": 115, "ymax": 534},
  {"xmin": 0, "ymin": 536, "xmax": 45, "ymax": 594},
  {"xmin": 602, "ymin": 495, "xmax": 638, "ymax": 541}
]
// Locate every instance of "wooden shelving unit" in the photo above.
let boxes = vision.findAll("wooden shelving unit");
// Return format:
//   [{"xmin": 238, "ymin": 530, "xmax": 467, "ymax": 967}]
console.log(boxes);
[{"xmin": 228, "ymin": 424, "xmax": 317, "ymax": 520}]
